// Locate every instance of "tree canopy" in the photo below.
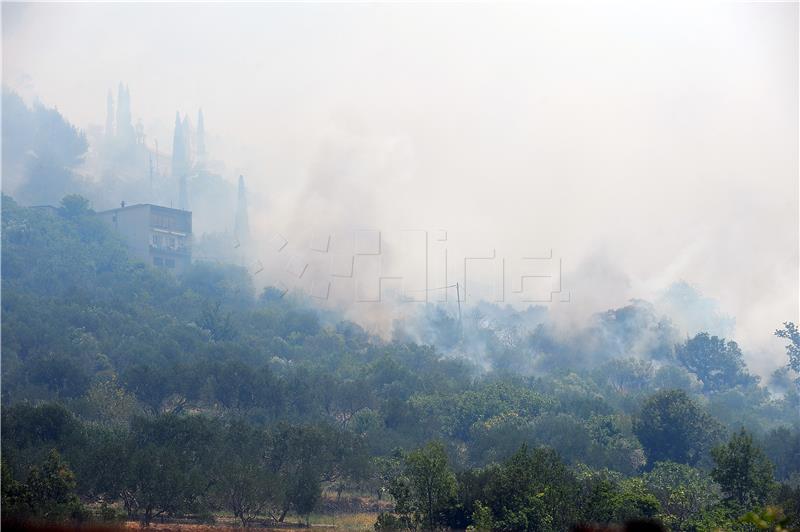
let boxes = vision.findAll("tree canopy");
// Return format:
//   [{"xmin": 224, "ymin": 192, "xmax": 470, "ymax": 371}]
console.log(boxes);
[{"xmin": 1, "ymin": 197, "xmax": 798, "ymax": 530}]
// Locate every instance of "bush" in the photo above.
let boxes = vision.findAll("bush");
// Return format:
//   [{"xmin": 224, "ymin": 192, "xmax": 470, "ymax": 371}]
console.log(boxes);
[{"xmin": 374, "ymin": 512, "xmax": 412, "ymax": 531}]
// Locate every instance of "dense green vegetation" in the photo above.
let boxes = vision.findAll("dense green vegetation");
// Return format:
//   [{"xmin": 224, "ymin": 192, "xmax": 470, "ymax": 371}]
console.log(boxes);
[{"xmin": 1, "ymin": 195, "xmax": 799, "ymax": 530}]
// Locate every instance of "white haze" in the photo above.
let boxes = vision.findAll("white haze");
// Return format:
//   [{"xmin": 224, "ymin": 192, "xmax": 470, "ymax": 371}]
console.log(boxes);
[{"xmin": 2, "ymin": 3, "xmax": 798, "ymax": 376}]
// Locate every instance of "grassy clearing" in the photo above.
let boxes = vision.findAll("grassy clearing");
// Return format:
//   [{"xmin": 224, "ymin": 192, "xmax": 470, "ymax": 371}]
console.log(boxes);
[{"xmin": 285, "ymin": 511, "xmax": 379, "ymax": 530}]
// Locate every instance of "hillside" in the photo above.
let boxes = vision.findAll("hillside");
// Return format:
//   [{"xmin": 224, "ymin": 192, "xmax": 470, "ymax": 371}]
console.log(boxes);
[{"xmin": 1, "ymin": 195, "xmax": 799, "ymax": 530}]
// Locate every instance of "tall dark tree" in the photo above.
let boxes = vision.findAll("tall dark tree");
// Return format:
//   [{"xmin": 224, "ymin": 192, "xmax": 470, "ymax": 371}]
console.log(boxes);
[
  {"xmin": 390, "ymin": 441, "xmax": 457, "ymax": 531},
  {"xmin": 267, "ymin": 423, "xmax": 366, "ymax": 523},
  {"xmin": 775, "ymin": 322, "xmax": 800, "ymax": 419},
  {"xmin": 676, "ymin": 333, "xmax": 755, "ymax": 392},
  {"xmin": 481, "ymin": 445, "xmax": 581, "ymax": 532},
  {"xmin": 775, "ymin": 322, "xmax": 800, "ymax": 374},
  {"xmin": 118, "ymin": 415, "xmax": 219, "ymax": 525},
  {"xmin": 711, "ymin": 428, "xmax": 776, "ymax": 509},
  {"xmin": 761, "ymin": 426, "xmax": 800, "ymax": 481},
  {"xmin": 2, "ymin": 450, "xmax": 86, "ymax": 522},
  {"xmin": 642, "ymin": 461, "xmax": 720, "ymax": 529},
  {"xmin": 633, "ymin": 389, "xmax": 724, "ymax": 466},
  {"xmin": 212, "ymin": 421, "xmax": 279, "ymax": 527}
]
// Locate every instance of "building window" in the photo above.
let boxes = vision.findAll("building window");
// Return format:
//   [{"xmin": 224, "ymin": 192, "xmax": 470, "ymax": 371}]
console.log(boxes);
[
  {"xmin": 152, "ymin": 214, "xmax": 176, "ymax": 230},
  {"xmin": 165, "ymin": 258, "xmax": 175, "ymax": 268},
  {"xmin": 154, "ymin": 257, "xmax": 164, "ymax": 266}
]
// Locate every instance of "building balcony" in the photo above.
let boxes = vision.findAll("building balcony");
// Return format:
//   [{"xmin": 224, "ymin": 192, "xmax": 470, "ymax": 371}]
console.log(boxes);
[{"xmin": 150, "ymin": 243, "xmax": 191, "ymax": 256}]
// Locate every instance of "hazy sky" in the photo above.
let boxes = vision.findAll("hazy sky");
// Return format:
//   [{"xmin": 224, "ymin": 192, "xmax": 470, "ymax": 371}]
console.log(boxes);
[{"xmin": 3, "ymin": 3, "xmax": 798, "ymax": 374}]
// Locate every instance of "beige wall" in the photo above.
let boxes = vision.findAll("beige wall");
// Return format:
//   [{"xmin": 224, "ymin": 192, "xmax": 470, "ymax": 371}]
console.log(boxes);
[{"xmin": 97, "ymin": 205, "xmax": 192, "ymax": 274}]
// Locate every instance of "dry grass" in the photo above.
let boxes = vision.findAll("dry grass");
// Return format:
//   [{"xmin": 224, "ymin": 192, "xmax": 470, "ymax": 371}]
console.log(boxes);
[
  {"xmin": 303, "ymin": 511, "xmax": 380, "ymax": 530},
  {"xmin": 2, "ymin": 521, "xmax": 377, "ymax": 532},
  {"xmin": 4, "ymin": 492, "xmax": 386, "ymax": 532},
  {"xmin": 118, "ymin": 515, "xmax": 378, "ymax": 531}
]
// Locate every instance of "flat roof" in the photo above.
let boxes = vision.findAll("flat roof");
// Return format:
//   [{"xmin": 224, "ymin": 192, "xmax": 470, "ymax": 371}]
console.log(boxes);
[{"xmin": 96, "ymin": 203, "xmax": 191, "ymax": 216}]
